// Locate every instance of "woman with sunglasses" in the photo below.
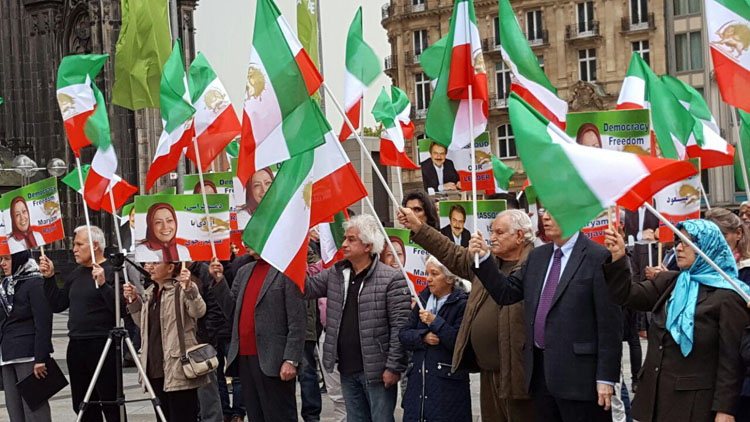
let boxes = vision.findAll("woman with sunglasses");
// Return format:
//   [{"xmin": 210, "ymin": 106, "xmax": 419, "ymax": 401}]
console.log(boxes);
[{"xmin": 603, "ymin": 220, "xmax": 750, "ymax": 422}]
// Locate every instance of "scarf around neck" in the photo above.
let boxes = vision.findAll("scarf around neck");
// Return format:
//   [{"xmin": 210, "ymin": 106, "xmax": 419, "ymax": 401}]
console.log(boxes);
[{"xmin": 0, "ymin": 258, "xmax": 41, "ymax": 315}]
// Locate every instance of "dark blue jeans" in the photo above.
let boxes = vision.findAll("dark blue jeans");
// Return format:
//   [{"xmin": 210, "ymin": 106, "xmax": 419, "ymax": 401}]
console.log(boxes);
[
  {"xmin": 216, "ymin": 341, "xmax": 245, "ymax": 419},
  {"xmin": 299, "ymin": 341, "xmax": 322, "ymax": 421},
  {"xmin": 339, "ymin": 371, "xmax": 397, "ymax": 422}
]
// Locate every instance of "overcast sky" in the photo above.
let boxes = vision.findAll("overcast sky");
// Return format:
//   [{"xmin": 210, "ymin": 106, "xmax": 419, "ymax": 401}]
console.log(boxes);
[{"xmin": 193, "ymin": 0, "xmax": 392, "ymax": 129}]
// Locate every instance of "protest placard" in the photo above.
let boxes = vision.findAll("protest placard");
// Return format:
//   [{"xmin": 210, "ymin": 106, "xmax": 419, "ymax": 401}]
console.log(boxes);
[
  {"xmin": 566, "ymin": 109, "xmax": 652, "ymax": 155},
  {"xmin": 418, "ymin": 133, "xmax": 494, "ymax": 194},
  {"xmin": 438, "ymin": 200, "xmax": 507, "ymax": 246},
  {"xmin": 0, "ymin": 177, "xmax": 64, "ymax": 254},
  {"xmin": 231, "ymin": 158, "xmax": 281, "ymax": 234},
  {"xmin": 134, "ymin": 193, "xmax": 231, "ymax": 262},
  {"xmin": 384, "ymin": 228, "xmax": 428, "ymax": 293},
  {"xmin": 654, "ymin": 158, "xmax": 701, "ymax": 242},
  {"xmin": 185, "ymin": 172, "xmax": 244, "ymax": 255}
]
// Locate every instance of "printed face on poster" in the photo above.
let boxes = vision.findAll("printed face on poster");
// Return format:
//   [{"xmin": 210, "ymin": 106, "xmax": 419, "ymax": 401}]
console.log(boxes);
[
  {"xmin": 0, "ymin": 177, "xmax": 64, "ymax": 254},
  {"xmin": 438, "ymin": 200, "xmax": 507, "ymax": 246},
  {"xmin": 231, "ymin": 158, "xmax": 281, "ymax": 235},
  {"xmin": 185, "ymin": 172, "xmax": 244, "ymax": 255},
  {"xmin": 566, "ymin": 109, "xmax": 652, "ymax": 156},
  {"xmin": 384, "ymin": 228, "xmax": 428, "ymax": 293},
  {"xmin": 134, "ymin": 194, "xmax": 231, "ymax": 262},
  {"xmin": 418, "ymin": 133, "xmax": 494, "ymax": 194},
  {"xmin": 654, "ymin": 158, "xmax": 701, "ymax": 243}
]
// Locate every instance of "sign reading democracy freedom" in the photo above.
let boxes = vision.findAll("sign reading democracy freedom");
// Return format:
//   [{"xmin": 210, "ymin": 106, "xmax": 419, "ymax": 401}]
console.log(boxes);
[
  {"xmin": 438, "ymin": 200, "xmax": 507, "ymax": 246},
  {"xmin": 418, "ymin": 132, "xmax": 494, "ymax": 193},
  {"xmin": 0, "ymin": 177, "xmax": 64, "ymax": 254},
  {"xmin": 654, "ymin": 158, "xmax": 701, "ymax": 243},
  {"xmin": 185, "ymin": 172, "xmax": 244, "ymax": 255},
  {"xmin": 134, "ymin": 193, "xmax": 231, "ymax": 262},
  {"xmin": 384, "ymin": 228, "xmax": 428, "ymax": 293},
  {"xmin": 566, "ymin": 109, "xmax": 652, "ymax": 156}
]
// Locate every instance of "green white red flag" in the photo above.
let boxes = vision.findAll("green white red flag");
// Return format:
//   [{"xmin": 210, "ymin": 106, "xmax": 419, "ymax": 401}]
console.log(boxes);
[
  {"xmin": 498, "ymin": 0, "xmax": 566, "ymax": 128},
  {"xmin": 338, "ymin": 7, "xmax": 381, "ymax": 141},
  {"xmin": 735, "ymin": 110, "xmax": 750, "ymax": 190},
  {"xmin": 319, "ymin": 210, "xmax": 348, "ymax": 268},
  {"xmin": 425, "ymin": 0, "xmax": 488, "ymax": 150},
  {"xmin": 62, "ymin": 165, "xmax": 138, "ymax": 214},
  {"xmin": 145, "ymin": 40, "xmax": 196, "ymax": 190},
  {"xmin": 617, "ymin": 53, "xmax": 650, "ymax": 110},
  {"xmin": 491, "ymin": 154, "xmax": 514, "ymax": 193},
  {"xmin": 237, "ymin": 0, "xmax": 327, "ymax": 188},
  {"xmin": 242, "ymin": 131, "xmax": 367, "ymax": 290},
  {"xmin": 56, "ymin": 54, "xmax": 111, "ymax": 157},
  {"xmin": 706, "ymin": 0, "xmax": 750, "ymax": 112},
  {"xmin": 186, "ymin": 53, "xmax": 241, "ymax": 171},
  {"xmin": 372, "ymin": 87, "xmax": 419, "ymax": 169},
  {"xmin": 508, "ymin": 93, "xmax": 698, "ymax": 237}
]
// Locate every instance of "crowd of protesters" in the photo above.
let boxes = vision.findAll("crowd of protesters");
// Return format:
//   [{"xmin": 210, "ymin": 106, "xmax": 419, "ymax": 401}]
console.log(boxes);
[{"xmin": 3, "ymin": 195, "xmax": 750, "ymax": 422}]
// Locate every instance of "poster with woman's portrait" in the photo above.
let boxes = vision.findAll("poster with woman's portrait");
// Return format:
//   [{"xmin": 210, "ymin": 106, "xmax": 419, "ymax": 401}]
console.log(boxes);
[
  {"xmin": 134, "ymin": 193, "xmax": 231, "ymax": 262},
  {"xmin": 0, "ymin": 177, "xmax": 64, "ymax": 254},
  {"xmin": 185, "ymin": 172, "xmax": 245, "ymax": 255},
  {"xmin": 384, "ymin": 228, "xmax": 428, "ymax": 293},
  {"xmin": 231, "ymin": 159, "xmax": 279, "ymax": 231},
  {"xmin": 566, "ymin": 109, "xmax": 652, "ymax": 155}
]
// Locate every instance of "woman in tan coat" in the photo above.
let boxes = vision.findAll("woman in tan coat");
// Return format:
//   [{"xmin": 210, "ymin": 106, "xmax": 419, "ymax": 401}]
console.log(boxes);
[{"xmin": 124, "ymin": 262, "xmax": 208, "ymax": 421}]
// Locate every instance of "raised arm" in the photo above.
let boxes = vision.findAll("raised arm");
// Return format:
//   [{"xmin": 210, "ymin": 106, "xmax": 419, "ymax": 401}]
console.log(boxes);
[
  {"xmin": 303, "ymin": 267, "xmax": 331, "ymax": 300},
  {"xmin": 411, "ymin": 224, "xmax": 475, "ymax": 280}
]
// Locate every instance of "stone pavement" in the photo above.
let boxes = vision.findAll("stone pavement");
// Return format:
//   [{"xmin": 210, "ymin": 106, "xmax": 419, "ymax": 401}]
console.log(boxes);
[{"xmin": 0, "ymin": 312, "xmax": 643, "ymax": 421}]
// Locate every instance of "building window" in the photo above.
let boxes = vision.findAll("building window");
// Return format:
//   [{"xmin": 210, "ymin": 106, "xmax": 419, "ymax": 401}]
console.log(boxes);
[
  {"xmin": 526, "ymin": 10, "xmax": 543, "ymax": 43},
  {"xmin": 497, "ymin": 125, "xmax": 516, "ymax": 159},
  {"xmin": 630, "ymin": 0, "xmax": 648, "ymax": 24},
  {"xmin": 413, "ymin": 30, "xmax": 428, "ymax": 56},
  {"xmin": 675, "ymin": 31, "xmax": 704, "ymax": 72},
  {"xmin": 412, "ymin": 0, "xmax": 425, "ymax": 12},
  {"xmin": 495, "ymin": 61, "xmax": 511, "ymax": 101},
  {"xmin": 632, "ymin": 40, "xmax": 650, "ymax": 65},
  {"xmin": 537, "ymin": 55, "xmax": 545, "ymax": 73},
  {"xmin": 416, "ymin": 133, "xmax": 426, "ymax": 140},
  {"xmin": 415, "ymin": 72, "xmax": 431, "ymax": 112},
  {"xmin": 674, "ymin": 0, "xmax": 700, "ymax": 16},
  {"xmin": 578, "ymin": 48, "xmax": 597, "ymax": 82},
  {"xmin": 577, "ymin": 2, "xmax": 595, "ymax": 34},
  {"xmin": 493, "ymin": 16, "xmax": 501, "ymax": 47}
]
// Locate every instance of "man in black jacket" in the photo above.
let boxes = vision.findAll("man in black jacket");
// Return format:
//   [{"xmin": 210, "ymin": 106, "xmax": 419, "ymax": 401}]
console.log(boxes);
[
  {"xmin": 40, "ymin": 226, "xmax": 122, "ymax": 422},
  {"xmin": 420, "ymin": 142, "xmax": 459, "ymax": 193},
  {"xmin": 468, "ymin": 211, "xmax": 622, "ymax": 422}
]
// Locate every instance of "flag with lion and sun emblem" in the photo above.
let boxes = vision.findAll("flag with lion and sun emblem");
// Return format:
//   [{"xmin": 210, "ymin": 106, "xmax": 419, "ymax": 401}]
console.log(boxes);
[{"xmin": 706, "ymin": 0, "xmax": 750, "ymax": 113}]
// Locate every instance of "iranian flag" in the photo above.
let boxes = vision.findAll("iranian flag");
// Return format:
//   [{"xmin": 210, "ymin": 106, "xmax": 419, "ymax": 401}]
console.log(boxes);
[
  {"xmin": 392, "ymin": 86, "xmax": 416, "ymax": 139},
  {"xmin": 338, "ymin": 7, "xmax": 381, "ymax": 141},
  {"xmin": 646, "ymin": 68, "xmax": 695, "ymax": 160},
  {"xmin": 491, "ymin": 154, "xmax": 515, "ymax": 193},
  {"xmin": 617, "ymin": 52, "xmax": 650, "ymax": 110},
  {"xmin": 56, "ymin": 54, "xmax": 111, "ymax": 157},
  {"xmin": 237, "ymin": 0, "xmax": 327, "ymax": 188},
  {"xmin": 145, "ymin": 40, "xmax": 196, "ymax": 190},
  {"xmin": 425, "ymin": 0, "xmax": 488, "ymax": 150},
  {"xmin": 661, "ymin": 75, "xmax": 735, "ymax": 168},
  {"xmin": 243, "ymin": 131, "xmax": 367, "ymax": 289},
  {"xmin": 186, "ymin": 53, "xmax": 241, "ymax": 171},
  {"xmin": 508, "ymin": 93, "xmax": 698, "ymax": 237},
  {"xmin": 706, "ymin": 0, "xmax": 750, "ymax": 112},
  {"xmin": 498, "ymin": 0, "xmax": 567, "ymax": 128},
  {"xmin": 319, "ymin": 210, "xmax": 348, "ymax": 268},
  {"xmin": 62, "ymin": 164, "xmax": 138, "ymax": 214},
  {"xmin": 736, "ymin": 110, "xmax": 750, "ymax": 190},
  {"xmin": 372, "ymin": 87, "xmax": 419, "ymax": 169}
]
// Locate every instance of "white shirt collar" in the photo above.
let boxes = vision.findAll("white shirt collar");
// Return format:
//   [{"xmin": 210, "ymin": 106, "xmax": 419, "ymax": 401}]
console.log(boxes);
[{"xmin": 553, "ymin": 231, "xmax": 579, "ymax": 258}]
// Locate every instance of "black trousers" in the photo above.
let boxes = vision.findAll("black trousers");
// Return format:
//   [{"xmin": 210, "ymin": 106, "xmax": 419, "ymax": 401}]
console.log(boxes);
[
  {"xmin": 149, "ymin": 377, "xmax": 199, "ymax": 422},
  {"xmin": 238, "ymin": 354, "xmax": 297, "ymax": 422},
  {"xmin": 67, "ymin": 337, "xmax": 122, "ymax": 422},
  {"xmin": 530, "ymin": 347, "xmax": 611, "ymax": 422}
]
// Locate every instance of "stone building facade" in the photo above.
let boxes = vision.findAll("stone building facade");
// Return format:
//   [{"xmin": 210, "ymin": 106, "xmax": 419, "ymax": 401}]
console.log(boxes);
[
  {"xmin": 0, "ymin": 0, "xmax": 198, "ymax": 253},
  {"xmin": 381, "ymin": 0, "xmax": 667, "ymax": 193}
]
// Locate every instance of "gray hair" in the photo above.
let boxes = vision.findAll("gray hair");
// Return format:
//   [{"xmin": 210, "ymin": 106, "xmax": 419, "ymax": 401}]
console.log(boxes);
[
  {"xmin": 74, "ymin": 225, "xmax": 106, "ymax": 250},
  {"xmin": 497, "ymin": 209, "xmax": 536, "ymax": 243},
  {"xmin": 425, "ymin": 255, "xmax": 458, "ymax": 285},
  {"xmin": 343, "ymin": 214, "xmax": 385, "ymax": 255}
]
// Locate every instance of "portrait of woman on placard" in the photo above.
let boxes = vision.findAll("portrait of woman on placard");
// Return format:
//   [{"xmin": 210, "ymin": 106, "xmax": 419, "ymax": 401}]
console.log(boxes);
[
  {"xmin": 237, "ymin": 168, "xmax": 274, "ymax": 222},
  {"xmin": 193, "ymin": 181, "xmax": 218, "ymax": 195},
  {"xmin": 135, "ymin": 203, "xmax": 191, "ymax": 262},
  {"xmin": 576, "ymin": 123, "xmax": 602, "ymax": 148},
  {"xmin": 381, "ymin": 236, "xmax": 407, "ymax": 269},
  {"xmin": 7, "ymin": 197, "xmax": 44, "ymax": 251}
]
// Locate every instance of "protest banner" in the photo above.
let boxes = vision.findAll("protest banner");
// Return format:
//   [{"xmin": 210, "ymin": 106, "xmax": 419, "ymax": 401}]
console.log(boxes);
[
  {"xmin": 566, "ymin": 109, "xmax": 652, "ymax": 155},
  {"xmin": 654, "ymin": 158, "xmax": 702, "ymax": 242},
  {"xmin": 438, "ymin": 200, "xmax": 507, "ymax": 246},
  {"xmin": 0, "ymin": 177, "xmax": 64, "ymax": 254},
  {"xmin": 582, "ymin": 209, "xmax": 620, "ymax": 244},
  {"xmin": 418, "ymin": 133, "xmax": 494, "ymax": 194},
  {"xmin": 120, "ymin": 202, "xmax": 135, "ymax": 253},
  {"xmin": 134, "ymin": 193, "xmax": 231, "ymax": 262},
  {"xmin": 385, "ymin": 228, "xmax": 428, "ymax": 293},
  {"xmin": 185, "ymin": 171, "xmax": 244, "ymax": 255},
  {"xmin": 231, "ymin": 158, "xmax": 281, "ymax": 233}
]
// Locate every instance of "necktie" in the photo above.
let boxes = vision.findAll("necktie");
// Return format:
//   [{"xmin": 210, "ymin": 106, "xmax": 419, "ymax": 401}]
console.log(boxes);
[{"xmin": 534, "ymin": 248, "xmax": 563, "ymax": 348}]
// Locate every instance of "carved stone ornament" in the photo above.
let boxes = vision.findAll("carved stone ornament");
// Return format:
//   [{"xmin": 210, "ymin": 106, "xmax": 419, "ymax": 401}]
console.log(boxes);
[
  {"xmin": 63, "ymin": 0, "xmax": 91, "ymax": 54},
  {"xmin": 567, "ymin": 80, "xmax": 607, "ymax": 111}
]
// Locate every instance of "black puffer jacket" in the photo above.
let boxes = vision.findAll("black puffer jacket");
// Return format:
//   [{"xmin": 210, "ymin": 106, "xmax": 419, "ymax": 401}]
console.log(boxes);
[{"xmin": 190, "ymin": 262, "xmax": 231, "ymax": 344}]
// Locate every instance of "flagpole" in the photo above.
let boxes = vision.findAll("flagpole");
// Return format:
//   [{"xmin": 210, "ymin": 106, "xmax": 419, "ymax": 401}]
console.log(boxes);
[
  {"xmin": 322, "ymin": 82, "xmax": 401, "ymax": 211},
  {"xmin": 732, "ymin": 108, "xmax": 750, "ymax": 202},
  {"xmin": 642, "ymin": 202, "xmax": 750, "ymax": 303},
  {"xmin": 108, "ymin": 190, "xmax": 133, "ymax": 290},
  {"xmin": 699, "ymin": 181, "xmax": 711, "ymax": 211},
  {"xmin": 469, "ymin": 87, "xmax": 479, "ymax": 269},
  {"xmin": 396, "ymin": 167, "xmax": 404, "ymax": 205},
  {"xmin": 74, "ymin": 156, "xmax": 100, "ymax": 289},
  {"xmin": 191, "ymin": 136, "xmax": 218, "ymax": 260},
  {"xmin": 362, "ymin": 196, "xmax": 424, "ymax": 311}
]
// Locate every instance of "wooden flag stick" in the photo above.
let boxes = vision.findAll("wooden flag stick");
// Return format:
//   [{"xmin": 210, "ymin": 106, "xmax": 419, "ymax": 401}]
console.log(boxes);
[
  {"xmin": 40, "ymin": 245, "xmax": 45, "ymax": 258},
  {"xmin": 191, "ymin": 135, "xmax": 217, "ymax": 259},
  {"xmin": 657, "ymin": 241, "xmax": 663, "ymax": 267},
  {"xmin": 74, "ymin": 156, "xmax": 99, "ymax": 289}
]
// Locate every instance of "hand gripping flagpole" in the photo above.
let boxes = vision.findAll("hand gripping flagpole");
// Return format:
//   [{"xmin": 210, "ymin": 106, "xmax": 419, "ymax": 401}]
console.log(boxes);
[
  {"xmin": 74, "ymin": 156, "xmax": 100, "ymax": 289},
  {"xmin": 191, "ymin": 135, "xmax": 220, "ymax": 267},
  {"xmin": 642, "ymin": 202, "xmax": 750, "ymax": 304}
]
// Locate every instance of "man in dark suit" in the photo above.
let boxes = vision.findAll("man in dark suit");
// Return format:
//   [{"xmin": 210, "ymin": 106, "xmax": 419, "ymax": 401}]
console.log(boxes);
[
  {"xmin": 420, "ymin": 142, "xmax": 460, "ymax": 193},
  {"xmin": 439, "ymin": 203, "xmax": 471, "ymax": 247},
  {"xmin": 468, "ymin": 210, "xmax": 622, "ymax": 422},
  {"xmin": 209, "ymin": 251, "xmax": 306, "ymax": 422},
  {"xmin": 623, "ymin": 206, "xmax": 659, "ymax": 242}
]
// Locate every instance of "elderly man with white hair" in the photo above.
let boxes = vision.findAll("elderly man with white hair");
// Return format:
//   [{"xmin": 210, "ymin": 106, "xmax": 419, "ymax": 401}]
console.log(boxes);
[
  {"xmin": 398, "ymin": 207, "xmax": 537, "ymax": 422},
  {"xmin": 39, "ymin": 226, "xmax": 124, "ymax": 421},
  {"xmin": 304, "ymin": 214, "xmax": 411, "ymax": 422}
]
